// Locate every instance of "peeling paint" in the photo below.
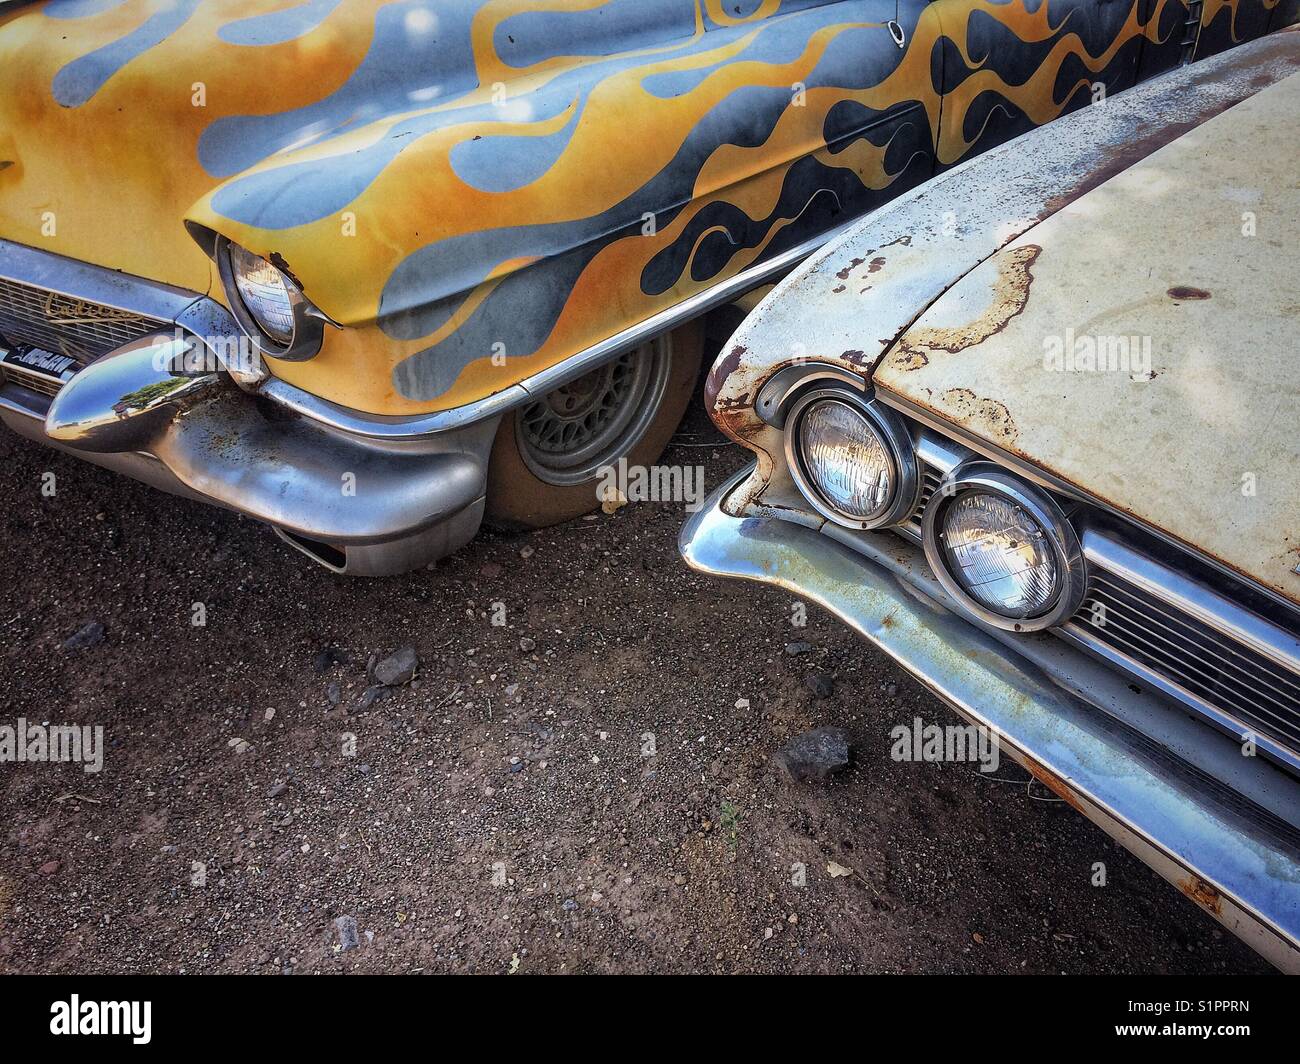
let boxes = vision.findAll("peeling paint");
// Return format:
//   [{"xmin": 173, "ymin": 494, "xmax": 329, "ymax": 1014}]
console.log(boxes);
[
  {"xmin": 891, "ymin": 245, "xmax": 1041, "ymax": 370},
  {"xmin": 938, "ymin": 388, "xmax": 1019, "ymax": 444},
  {"xmin": 1178, "ymin": 875, "xmax": 1224, "ymax": 916}
]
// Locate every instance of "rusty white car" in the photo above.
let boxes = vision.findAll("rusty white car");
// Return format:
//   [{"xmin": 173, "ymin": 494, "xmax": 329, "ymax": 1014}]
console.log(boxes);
[{"xmin": 680, "ymin": 31, "xmax": 1300, "ymax": 970}]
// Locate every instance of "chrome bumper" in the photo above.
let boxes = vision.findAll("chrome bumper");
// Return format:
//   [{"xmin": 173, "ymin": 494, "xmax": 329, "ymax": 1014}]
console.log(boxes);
[
  {"xmin": 0, "ymin": 240, "xmax": 494, "ymax": 575},
  {"xmin": 0, "ymin": 342, "xmax": 494, "ymax": 576},
  {"xmin": 681, "ymin": 471, "xmax": 1300, "ymax": 972}
]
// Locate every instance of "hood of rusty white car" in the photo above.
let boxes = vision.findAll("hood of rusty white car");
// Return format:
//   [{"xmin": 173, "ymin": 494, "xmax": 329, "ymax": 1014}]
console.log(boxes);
[{"xmin": 873, "ymin": 70, "xmax": 1300, "ymax": 607}]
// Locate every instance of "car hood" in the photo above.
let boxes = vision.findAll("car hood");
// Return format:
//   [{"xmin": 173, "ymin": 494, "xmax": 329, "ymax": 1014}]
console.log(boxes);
[{"xmin": 873, "ymin": 70, "xmax": 1300, "ymax": 606}]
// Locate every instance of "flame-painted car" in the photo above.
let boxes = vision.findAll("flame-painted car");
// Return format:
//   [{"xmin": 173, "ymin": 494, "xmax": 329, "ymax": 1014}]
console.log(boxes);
[
  {"xmin": 0, "ymin": 0, "xmax": 1288, "ymax": 574},
  {"xmin": 680, "ymin": 31, "xmax": 1300, "ymax": 969}
]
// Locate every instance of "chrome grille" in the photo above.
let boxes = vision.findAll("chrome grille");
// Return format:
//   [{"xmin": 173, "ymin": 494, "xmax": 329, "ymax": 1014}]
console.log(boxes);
[
  {"xmin": 1074, "ymin": 569, "xmax": 1300, "ymax": 755},
  {"xmin": 0, "ymin": 361, "xmax": 62, "ymax": 398},
  {"xmin": 905, "ymin": 464, "xmax": 943, "ymax": 534},
  {"xmin": 0, "ymin": 276, "xmax": 165, "ymax": 365}
]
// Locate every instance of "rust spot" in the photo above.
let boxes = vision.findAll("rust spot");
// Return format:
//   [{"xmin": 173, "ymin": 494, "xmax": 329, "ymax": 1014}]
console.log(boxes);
[
  {"xmin": 1177, "ymin": 875, "xmax": 1223, "ymax": 917},
  {"xmin": 1024, "ymin": 761, "xmax": 1085, "ymax": 813},
  {"xmin": 938, "ymin": 388, "xmax": 1018, "ymax": 443},
  {"xmin": 841, "ymin": 349, "xmax": 868, "ymax": 368},
  {"xmin": 891, "ymin": 245, "xmax": 1041, "ymax": 370},
  {"xmin": 704, "ymin": 343, "xmax": 746, "ymax": 408},
  {"xmin": 1167, "ymin": 286, "xmax": 1211, "ymax": 301},
  {"xmin": 865, "ymin": 256, "xmax": 886, "ymax": 274},
  {"xmin": 832, "ymin": 284, "xmax": 846, "ymax": 294},
  {"xmin": 267, "ymin": 252, "xmax": 304, "ymax": 291},
  {"xmin": 835, "ymin": 257, "xmax": 865, "ymax": 280}
]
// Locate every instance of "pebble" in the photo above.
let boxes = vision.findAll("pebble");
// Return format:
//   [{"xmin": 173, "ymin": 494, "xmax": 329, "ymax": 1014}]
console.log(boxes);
[
  {"xmin": 773, "ymin": 726, "xmax": 851, "ymax": 784},
  {"xmin": 62, "ymin": 622, "xmax": 105, "ymax": 650},
  {"xmin": 518, "ymin": 637, "xmax": 537, "ymax": 653},
  {"xmin": 785, "ymin": 641, "xmax": 814, "ymax": 656},
  {"xmin": 373, "ymin": 645, "xmax": 418, "ymax": 686},
  {"xmin": 803, "ymin": 671, "xmax": 835, "ymax": 699},
  {"xmin": 334, "ymin": 915, "xmax": 360, "ymax": 952}
]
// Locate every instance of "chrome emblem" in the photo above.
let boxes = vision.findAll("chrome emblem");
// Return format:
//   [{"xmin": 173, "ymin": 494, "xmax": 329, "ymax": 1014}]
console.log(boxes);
[{"xmin": 42, "ymin": 291, "xmax": 139, "ymax": 327}]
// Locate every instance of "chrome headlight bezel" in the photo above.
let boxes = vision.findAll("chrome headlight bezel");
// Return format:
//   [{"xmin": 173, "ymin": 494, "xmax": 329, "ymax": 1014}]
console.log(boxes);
[
  {"xmin": 215, "ymin": 236, "xmax": 325, "ymax": 362},
  {"xmin": 922, "ymin": 463, "xmax": 1086, "ymax": 632},
  {"xmin": 783, "ymin": 387, "xmax": 919, "ymax": 530}
]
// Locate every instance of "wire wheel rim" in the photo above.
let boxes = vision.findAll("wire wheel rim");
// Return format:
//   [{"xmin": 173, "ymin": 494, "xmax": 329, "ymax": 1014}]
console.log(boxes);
[{"xmin": 516, "ymin": 336, "xmax": 673, "ymax": 486}]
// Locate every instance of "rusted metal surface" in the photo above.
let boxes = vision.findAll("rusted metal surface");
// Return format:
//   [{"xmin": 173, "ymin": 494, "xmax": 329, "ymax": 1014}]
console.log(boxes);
[
  {"xmin": 878, "ymin": 68, "xmax": 1300, "ymax": 607},
  {"xmin": 681, "ymin": 472, "xmax": 1300, "ymax": 971}
]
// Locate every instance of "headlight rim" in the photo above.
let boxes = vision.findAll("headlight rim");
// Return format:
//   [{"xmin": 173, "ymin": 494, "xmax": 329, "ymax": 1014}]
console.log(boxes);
[
  {"xmin": 783, "ymin": 387, "xmax": 919, "ymax": 531},
  {"xmin": 215, "ymin": 236, "xmax": 325, "ymax": 363},
  {"xmin": 921, "ymin": 463, "xmax": 1086, "ymax": 632}
]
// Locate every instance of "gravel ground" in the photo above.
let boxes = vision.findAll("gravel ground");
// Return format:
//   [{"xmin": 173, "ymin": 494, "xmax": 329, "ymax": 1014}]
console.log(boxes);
[{"xmin": 0, "ymin": 370, "xmax": 1272, "ymax": 974}]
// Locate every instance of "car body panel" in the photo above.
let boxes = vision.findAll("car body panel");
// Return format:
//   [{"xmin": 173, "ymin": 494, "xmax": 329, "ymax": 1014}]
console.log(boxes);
[
  {"xmin": 2, "ymin": 0, "xmax": 1276, "ymax": 418},
  {"xmin": 873, "ymin": 72, "xmax": 1300, "ymax": 607}
]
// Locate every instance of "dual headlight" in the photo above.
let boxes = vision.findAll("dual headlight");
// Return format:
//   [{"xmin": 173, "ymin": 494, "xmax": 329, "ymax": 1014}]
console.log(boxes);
[
  {"xmin": 784, "ymin": 389, "xmax": 918, "ymax": 530},
  {"xmin": 784, "ymin": 387, "xmax": 1084, "ymax": 632},
  {"xmin": 217, "ymin": 237, "xmax": 324, "ymax": 361}
]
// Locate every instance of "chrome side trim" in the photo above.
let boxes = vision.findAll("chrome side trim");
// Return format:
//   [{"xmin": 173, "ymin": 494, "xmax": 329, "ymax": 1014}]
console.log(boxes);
[
  {"xmin": 682, "ymin": 471, "xmax": 1300, "ymax": 972},
  {"xmin": 255, "ymin": 217, "xmax": 868, "ymax": 440}
]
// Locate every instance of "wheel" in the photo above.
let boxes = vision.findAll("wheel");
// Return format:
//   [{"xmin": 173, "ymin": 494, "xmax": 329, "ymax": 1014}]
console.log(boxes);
[{"xmin": 485, "ymin": 321, "xmax": 704, "ymax": 529}]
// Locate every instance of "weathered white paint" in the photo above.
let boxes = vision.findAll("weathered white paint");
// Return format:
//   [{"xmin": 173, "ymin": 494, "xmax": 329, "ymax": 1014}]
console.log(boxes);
[{"xmin": 875, "ymin": 73, "xmax": 1300, "ymax": 606}]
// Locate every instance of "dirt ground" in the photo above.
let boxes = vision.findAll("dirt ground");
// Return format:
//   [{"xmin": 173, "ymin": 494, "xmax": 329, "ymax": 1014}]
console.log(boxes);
[{"xmin": 0, "ymin": 370, "xmax": 1272, "ymax": 975}]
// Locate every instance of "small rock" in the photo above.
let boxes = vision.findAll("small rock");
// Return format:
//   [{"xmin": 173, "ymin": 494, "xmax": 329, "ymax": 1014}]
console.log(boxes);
[
  {"xmin": 266, "ymin": 781, "xmax": 288, "ymax": 799},
  {"xmin": 562, "ymin": 898, "xmax": 579, "ymax": 912},
  {"xmin": 773, "ymin": 726, "xmax": 851, "ymax": 784},
  {"xmin": 353, "ymin": 685, "xmax": 390, "ymax": 713},
  {"xmin": 38, "ymin": 859, "xmax": 60, "ymax": 876},
  {"xmin": 312, "ymin": 646, "xmax": 348, "ymax": 674},
  {"xmin": 373, "ymin": 645, "xmax": 418, "ymax": 686},
  {"xmin": 803, "ymin": 671, "xmax": 835, "ymax": 699},
  {"xmin": 479, "ymin": 561, "xmax": 503, "ymax": 578},
  {"xmin": 62, "ymin": 622, "xmax": 105, "ymax": 650},
  {"xmin": 518, "ymin": 637, "xmax": 537, "ymax": 653},
  {"xmin": 326, "ymin": 682, "xmax": 342, "ymax": 706},
  {"xmin": 228, "ymin": 737, "xmax": 253, "ymax": 756},
  {"xmin": 785, "ymin": 641, "xmax": 814, "ymax": 656},
  {"xmin": 504, "ymin": 683, "xmax": 520, "ymax": 698},
  {"xmin": 334, "ymin": 915, "xmax": 360, "ymax": 952},
  {"xmin": 519, "ymin": 546, "xmax": 535, "ymax": 559}
]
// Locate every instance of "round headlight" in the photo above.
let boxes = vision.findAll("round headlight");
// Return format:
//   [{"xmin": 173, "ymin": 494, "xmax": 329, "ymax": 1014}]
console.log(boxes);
[
  {"xmin": 784, "ymin": 390, "xmax": 917, "ymax": 529},
  {"xmin": 228, "ymin": 243, "xmax": 298, "ymax": 347},
  {"xmin": 940, "ymin": 492, "xmax": 1057, "ymax": 616},
  {"xmin": 922, "ymin": 465, "xmax": 1086, "ymax": 632},
  {"xmin": 799, "ymin": 399, "xmax": 893, "ymax": 520}
]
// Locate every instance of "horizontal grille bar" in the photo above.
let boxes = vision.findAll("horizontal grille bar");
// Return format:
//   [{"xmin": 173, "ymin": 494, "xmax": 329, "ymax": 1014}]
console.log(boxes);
[{"xmin": 1075, "ymin": 569, "xmax": 1300, "ymax": 755}]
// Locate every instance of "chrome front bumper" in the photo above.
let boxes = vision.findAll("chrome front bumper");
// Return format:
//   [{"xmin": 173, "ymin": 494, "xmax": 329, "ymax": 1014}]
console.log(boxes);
[
  {"xmin": 681, "ymin": 471, "xmax": 1300, "ymax": 972},
  {"xmin": 0, "ymin": 239, "xmax": 495, "ymax": 575}
]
